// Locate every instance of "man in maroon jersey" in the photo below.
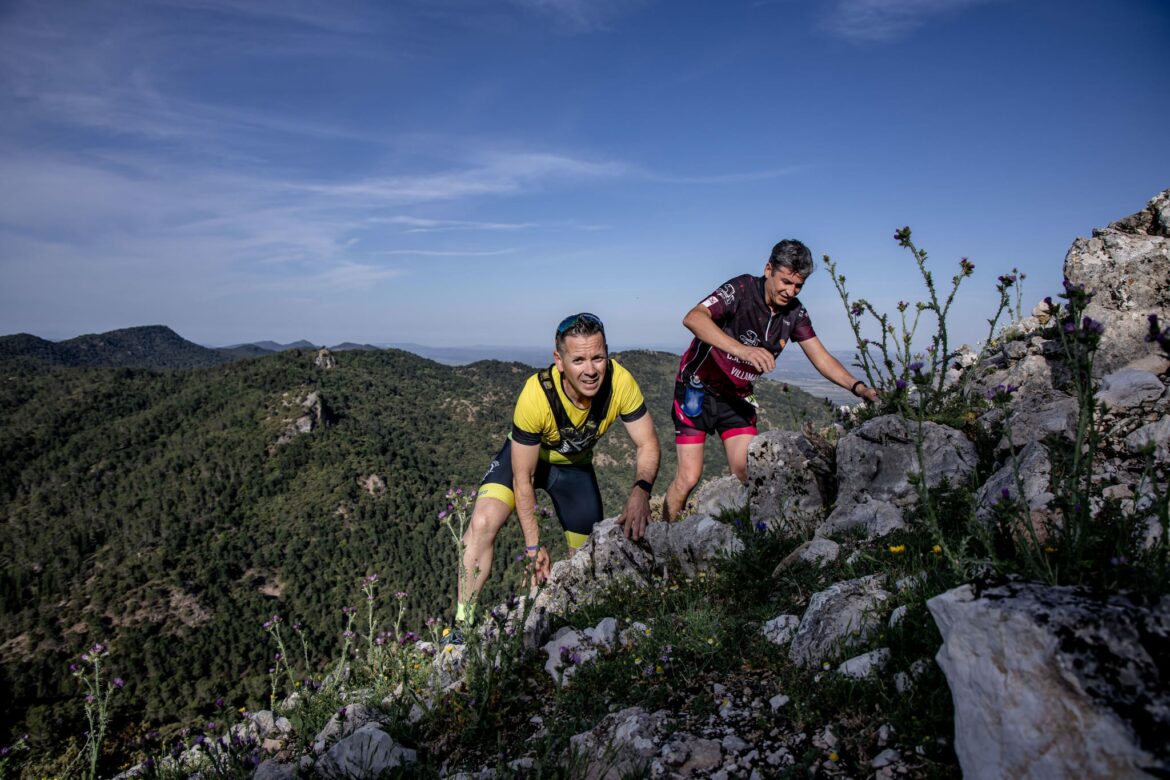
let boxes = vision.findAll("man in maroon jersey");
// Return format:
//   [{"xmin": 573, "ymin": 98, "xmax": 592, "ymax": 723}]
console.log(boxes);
[{"xmin": 663, "ymin": 239, "xmax": 879, "ymax": 521}]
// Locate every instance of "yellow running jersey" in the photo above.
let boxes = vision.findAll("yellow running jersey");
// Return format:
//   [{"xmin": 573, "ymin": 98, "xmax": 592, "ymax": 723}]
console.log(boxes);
[{"xmin": 511, "ymin": 359, "xmax": 647, "ymax": 465}]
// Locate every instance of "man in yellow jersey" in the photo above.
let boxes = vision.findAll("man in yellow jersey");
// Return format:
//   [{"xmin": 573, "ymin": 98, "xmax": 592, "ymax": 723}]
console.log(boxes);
[{"xmin": 455, "ymin": 312, "xmax": 660, "ymax": 626}]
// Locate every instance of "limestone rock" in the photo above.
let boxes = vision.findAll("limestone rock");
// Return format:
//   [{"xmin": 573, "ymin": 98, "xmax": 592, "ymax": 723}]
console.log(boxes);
[
  {"xmin": 643, "ymin": 514, "xmax": 744, "ymax": 577},
  {"xmin": 992, "ymin": 395, "xmax": 1078, "ymax": 452},
  {"xmin": 542, "ymin": 617, "xmax": 617, "ymax": 686},
  {"xmin": 975, "ymin": 441, "xmax": 1056, "ymax": 535},
  {"xmin": 928, "ymin": 581, "xmax": 1170, "ymax": 779},
  {"xmin": 315, "ymin": 723, "xmax": 416, "ymax": 777},
  {"xmin": 772, "ymin": 537, "xmax": 839, "ymax": 576},
  {"xmin": 692, "ymin": 475, "xmax": 747, "ymax": 517},
  {"xmin": 1064, "ymin": 190, "xmax": 1170, "ymax": 375},
  {"xmin": 1097, "ymin": 368, "xmax": 1165, "ymax": 411},
  {"xmin": 837, "ymin": 647, "xmax": 891, "ymax": 679},
  {"xmin": 747, "ymin": 430, "xmax": 833, "ymax": 534},
  {"xmin": 788, "ymin": 575, "xmax": 891, "ymax": 667},
  {"xmin": 761, "ymin": 614, "xmax": 800, "ymax": 646},
  {"xmin": 569, "ymin": 706, "xmax": 666, "ymax": 780},
  {"xmin": 314, "ymin": 348, "xmax": 336, "ymax": 369},
  {"xmin": 312, "ymin": 703, "xmax": 383, "ymax": 754},
  {"xmin": 820, "ymin": 415, "xmax": 976, "ymax": 538}
]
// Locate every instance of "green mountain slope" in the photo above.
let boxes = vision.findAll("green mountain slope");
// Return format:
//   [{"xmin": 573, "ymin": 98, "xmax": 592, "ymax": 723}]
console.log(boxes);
[
  {"xmin": 0, "ymin": 348, "xmax": 831, "ymax": 742},
  {"xmin": 0, "ymin": 326, "xmax": 235, "ymax": 370}
]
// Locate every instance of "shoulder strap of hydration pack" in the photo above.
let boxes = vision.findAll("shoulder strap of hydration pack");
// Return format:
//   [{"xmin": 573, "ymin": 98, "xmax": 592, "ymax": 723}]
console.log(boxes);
[{"xmin": 536, "ymin": 361, "xmax": 614, "ymax": 453}]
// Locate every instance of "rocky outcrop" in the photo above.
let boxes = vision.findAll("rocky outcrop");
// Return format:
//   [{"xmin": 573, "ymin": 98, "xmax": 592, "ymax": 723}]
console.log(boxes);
[
  {"xmin": 928, "ymin": 581, "xmax": 1170, "ymax": 779},
  {"xmin": 747, "ymin": 430, "xmax": 834, "ymax": 534},
  {"xmin": 819, "ymin": 415, "xmax": 977, "ymax": 539},
  {"xmin": 523, "ymin": 516, "xmax": 742, "ymax": 649},
  {"xmin": 1064, "ymin": 190, "xmax": 1170, "ymax": 375},
  {"xmin": 314, "ymin": 348, "xmax": 336, "ymax": 370}
]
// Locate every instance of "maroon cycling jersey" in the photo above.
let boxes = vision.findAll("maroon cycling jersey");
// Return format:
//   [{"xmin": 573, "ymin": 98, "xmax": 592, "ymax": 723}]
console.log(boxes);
[{"xmin": 676, "ymin": 273, "xmax": 816, "ymax": 398}]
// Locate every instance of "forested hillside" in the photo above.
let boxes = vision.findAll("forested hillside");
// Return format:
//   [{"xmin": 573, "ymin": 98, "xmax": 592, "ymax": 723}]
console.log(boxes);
[{"xmin": 0, "ymin": 347, "xmax": 832, "ymax": 745}]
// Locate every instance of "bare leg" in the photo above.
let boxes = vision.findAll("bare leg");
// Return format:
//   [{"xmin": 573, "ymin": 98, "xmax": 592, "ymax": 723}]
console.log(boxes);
[
  {"xmin": 664, "ymin": 442, "xmax": 705, "ymax": 521},
  {"xmin": 722, "ymin": 433, "xmax": 754, "ymax": 484},
  {"xmin": 458, "ymin": 496, "xmax": 513, "ymax": 606}
]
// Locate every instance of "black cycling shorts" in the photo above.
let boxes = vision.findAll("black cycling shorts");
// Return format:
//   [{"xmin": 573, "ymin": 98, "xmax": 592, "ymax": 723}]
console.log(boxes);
[
  {"xmin": 671, "ymin": 379, "xmax": 758, "ymax": 444},
  {"xmin": 477, "ymin": 439, "xmax": 603, "ymax": 548}
]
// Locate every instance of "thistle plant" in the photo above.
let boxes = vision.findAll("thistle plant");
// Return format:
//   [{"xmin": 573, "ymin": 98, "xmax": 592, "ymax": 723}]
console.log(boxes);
[
  {"xmin": 826, "ymin": 227, "xmax": 1017, "ymax": 417},
  {"xmin": 68, "ymin": 641, "xmax": 123, "ymax": 780},
  {"xmin": 439, "ymin": 486, "xmax": 479, "ymax": 626},
  {"xmin": 0, "ymin": 734, "xmax": 29, "ymax": 780}
]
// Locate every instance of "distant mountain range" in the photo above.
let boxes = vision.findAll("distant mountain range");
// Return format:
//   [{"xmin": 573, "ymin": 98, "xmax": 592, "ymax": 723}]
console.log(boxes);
[
  {"xmin": 0, "ymin": 326, "xmax": 861, "ymax": 404},
  {"xmin": 0, "ymin": 325, "xmax": 235, "ymax": 370}
]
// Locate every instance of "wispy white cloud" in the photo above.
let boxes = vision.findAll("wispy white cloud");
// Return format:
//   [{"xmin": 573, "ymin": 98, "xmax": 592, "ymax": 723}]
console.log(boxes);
[
  {"xmin": 375, "ymin": 248, "xmax": 517, "ymax": 257},
  {"xmin": 379, "ymin": 216, "xmax": 536, "ymax": 232},
  {"xmin": 507, "ymin": 0, "xmax": 653, "ymax": 33},
  {"xmin": 823, "ymin": 0, "xmax": 997, "ymax": 42},
  {"xmin": 297, "ymin": 152, "xmax": 627, "ymax": 204},
  {"xmin": 647, "ymin": 166, "xmax": 808, "ymax": 185}
]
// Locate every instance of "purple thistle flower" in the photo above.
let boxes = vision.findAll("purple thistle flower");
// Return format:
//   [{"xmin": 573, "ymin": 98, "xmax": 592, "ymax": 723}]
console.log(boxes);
[
  {"xmin": 395, "ymin": 591, "xmax": 408, "ymax": 600},
  {"xmin": 113, "ymin": 677, "xmax": 125, "ymax": 689},
  {"xmin": 754, "ymin": 521, "xmax": 767, "ymax": 532},
  {"xmin": 895, "ymin": 379, "xmax": 907, "ymax": 391},
  {"xmin": 850, "ymin": 303, "xmax": 863, "ymax": 317},
  {"xmin": 438, "ymin": 509, "xmax": 448, "ymax": 520},
  {"xmin": 69, "ymin": 663, "xmax": 79, "ymax": 673},
  {"xmin": 1082, "ymin": 316, "xmax": 1104, "ymax": 335},
  {"xmin": 908, "ymin": 361, "xmax": 924, "ymax": 373},
  {"xmin": 85, "ymin": 694, "xmax": 95, "ymax": 704},
  {"xmin": 214, "ymin": 696, "xmax": 224, "ymax": 708},
  {"xmin": 207, "ymin": 722, "xmax": 217, "ymax": 732}
]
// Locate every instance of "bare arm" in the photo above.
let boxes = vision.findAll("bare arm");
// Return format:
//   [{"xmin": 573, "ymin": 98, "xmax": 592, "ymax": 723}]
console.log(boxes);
[
  {"xmin": 683, "ymin": 304, "xmax": 776, "ymax": 374},
  {"xmin": 511, "ymin": 440, "xmax": 551, "ymax": 579},
  {"xmin": 798, "ymin": 336, "xmax": 880, "ymax": 402},
  {"xmin": 615, "ymin": 412, "xmax": 661, "ymax": 541}
]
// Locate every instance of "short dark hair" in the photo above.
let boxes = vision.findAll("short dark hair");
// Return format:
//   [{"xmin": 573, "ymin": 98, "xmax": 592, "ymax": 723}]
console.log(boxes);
[
  {"xmin": 768, "ymin": 239, "xmax": 814, "ymax": 278},
  {"xmin": 554, "ymin": 312, "xmax": 606, "ymax": 353}
]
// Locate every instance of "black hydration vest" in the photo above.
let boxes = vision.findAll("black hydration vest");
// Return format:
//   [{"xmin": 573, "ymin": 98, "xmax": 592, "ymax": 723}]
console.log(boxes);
[{"xmin": 537, "ymin": 362, "xmax": 614, "ymax": 455}]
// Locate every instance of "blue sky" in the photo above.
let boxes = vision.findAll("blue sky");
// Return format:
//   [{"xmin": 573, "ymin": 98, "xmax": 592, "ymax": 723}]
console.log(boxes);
[{"xmin": 1, "ymin": 0, "xmax": 1167, "ymax": 355}]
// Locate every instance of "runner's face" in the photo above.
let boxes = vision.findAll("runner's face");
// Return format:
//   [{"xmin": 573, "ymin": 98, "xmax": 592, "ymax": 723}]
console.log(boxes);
[
  {"xmin": 553, "ymin": 333, "xmax": 608, "ymax": 406},
  {"xmin": 764, "ymin": 264, "xmax": 805, "ymax": 309}
]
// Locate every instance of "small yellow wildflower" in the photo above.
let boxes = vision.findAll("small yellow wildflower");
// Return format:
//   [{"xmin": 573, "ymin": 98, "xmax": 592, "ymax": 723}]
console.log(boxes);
[
  {"xmin": 634, "ymin": 657, "xmax": 642, "ymax": 664},
  {"xmin": 707, "ymin": 637, "xmax": 716, "ymax": 645},
  {"xmin": 1044, "ymin": 546, "xmax": 1056, "ymax": 554},
  {"xmin": 643, "ymin": 628, "xmax": 652, "ymax": 636},
  {"xmin": 444, "ymin": 645, "xmax": 455, "ymax": 654},
  {"xmin": 442, "ymin": 627, "xmax": 452, "ymax": 638},
  {"xmin": 656, "ymin": 665, "xmax": 664, "ymax": 674},
  {"xmin": 829, "ymin": 751, "xmax": 839, "ymax": 762},
  {"xmin": 888, "ymin": 544, "xmax": 906, "ymax": 554},
  {"xmin": 931, "ymin": 544, "xmax": 942, "ymax": 554}
]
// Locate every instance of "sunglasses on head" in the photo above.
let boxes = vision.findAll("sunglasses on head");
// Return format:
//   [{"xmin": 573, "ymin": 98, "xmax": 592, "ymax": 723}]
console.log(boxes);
[{"xmin": 556, "ymin": 312, "xmax": 604, "ymax": 335}]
